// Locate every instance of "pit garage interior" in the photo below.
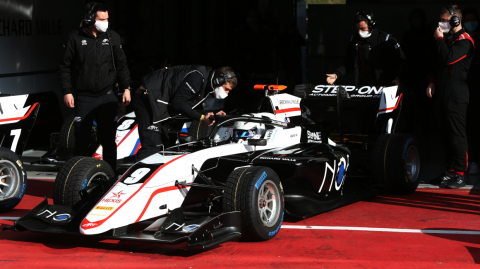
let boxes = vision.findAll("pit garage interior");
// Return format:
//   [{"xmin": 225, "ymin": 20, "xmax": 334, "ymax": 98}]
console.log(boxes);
[{"xmin": 1, "ymin": 0, "xmax": 480, "ymax": 267}]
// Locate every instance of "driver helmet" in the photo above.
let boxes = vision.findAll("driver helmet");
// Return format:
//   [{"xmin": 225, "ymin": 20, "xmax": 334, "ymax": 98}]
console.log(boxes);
[{"xmin": 233, "ymin": 121, "xmax": 266, "ymax": 139}]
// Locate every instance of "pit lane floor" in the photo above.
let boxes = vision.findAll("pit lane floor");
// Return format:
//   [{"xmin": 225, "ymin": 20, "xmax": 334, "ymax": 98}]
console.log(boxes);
[{"xmin": 1, "ymin": 175, "xmax": 480, "ymax": 268}]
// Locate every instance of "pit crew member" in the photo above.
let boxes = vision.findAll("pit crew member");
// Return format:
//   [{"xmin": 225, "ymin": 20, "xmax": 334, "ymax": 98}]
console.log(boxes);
[
  {"xmin": 326, "ymin": 10, "xmax": 405, "ymax": 86},
  {"xmin": 58, "ymin": 2, "xmax": 131, "ymax": 171},
  {"xmin": 427, "ymin": 5, "xmax": 475, "ymax": 189},
  {"xmin": 133, "ymin": 66, "xmax": 237, "ymax": 161}
]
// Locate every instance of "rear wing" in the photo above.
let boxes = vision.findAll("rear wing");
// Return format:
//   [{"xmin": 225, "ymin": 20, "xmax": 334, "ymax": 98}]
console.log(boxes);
[
  {"xmin": 293, "ymin": 84, "xmax": 403, "ymax": 137},
  {"xmin": 293, "ymin": 84, "xmax": 402, "ymax": 115},
  {"xmin": 0, "ymin": 95, "xmax": 40, "ymax": 157}
]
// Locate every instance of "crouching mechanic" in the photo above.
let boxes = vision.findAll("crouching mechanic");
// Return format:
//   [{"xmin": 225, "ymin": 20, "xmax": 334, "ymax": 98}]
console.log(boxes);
[
  {"xmin": 133, "ymin": 65, "xmax": 237, "ymax": 161},
  {"xmin": 427, "ymin": 5, "xmax": 475, "ymax": 188}
]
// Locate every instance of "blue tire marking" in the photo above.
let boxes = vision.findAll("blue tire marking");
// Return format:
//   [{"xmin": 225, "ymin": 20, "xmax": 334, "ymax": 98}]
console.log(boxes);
[
  {"xmin": 255, "ymin": 172, "xmax": 268, "ymax": 189},
  {"xmin": 81, "ymin": 178, "xmax": 88, "ymax": 189},
  {"xmin": 269, "ymin": 212, "xmax": 284, "ymax": 236}
]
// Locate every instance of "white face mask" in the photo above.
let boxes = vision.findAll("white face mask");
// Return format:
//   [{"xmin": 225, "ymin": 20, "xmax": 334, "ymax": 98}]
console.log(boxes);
[
  {"xmin": 359, "ymin": 31, "xmax": 372, "ymax": 38},
  {"xmin": 94, "ymin": 20, "xmax": 109, "ymax": 33},
  {"xmin": 439, "ymin": 22, "xmax": 451, "ymax": 33},
  {"xmin": 214, "ymin": 86, "xmax": 228, "ymax": 99}
]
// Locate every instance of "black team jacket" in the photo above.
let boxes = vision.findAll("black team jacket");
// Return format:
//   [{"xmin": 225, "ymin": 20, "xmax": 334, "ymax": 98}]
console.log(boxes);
[{"xmin": 58, "ymin": 27, "xmax": 130, "ymax": 96}]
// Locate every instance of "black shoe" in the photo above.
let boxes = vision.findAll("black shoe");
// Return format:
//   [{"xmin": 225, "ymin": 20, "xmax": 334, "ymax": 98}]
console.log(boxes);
[
  {"xmin": 439, "ymin": 171, "xmax": 455, "ymax": 188},
  {"xmin": 446, "ymin": 175, "xmax": 466, "ymax": 189}
]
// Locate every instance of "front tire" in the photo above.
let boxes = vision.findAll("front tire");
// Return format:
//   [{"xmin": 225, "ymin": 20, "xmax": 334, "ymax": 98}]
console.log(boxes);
[
  {"xmin": 372, "ymin": 133, "xmax": 421, "ymax": 194},
  {"xmin": 0, "ymin": 148, "xmax": 27, "ymax": 213},
  {"xmin": 223, "ymin": 166, "xmax": 284, "ymax": 241},
  {"xmin": 53, "ymin": 156, "xmax": 115, "ymax": 206}
]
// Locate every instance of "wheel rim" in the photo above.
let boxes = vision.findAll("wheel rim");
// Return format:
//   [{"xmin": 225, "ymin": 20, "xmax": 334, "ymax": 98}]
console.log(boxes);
[
  {"xmin": 257, "ymin": 179, "xmax": 281, "ymax": 227},
  {"xmin": 89, "ymin": 172, "xmax": 109, "ymax": 186},
  {"xmin": 0, "ymin": 160, "xmax": 21, "ymax": 199},
  {"xmin": 405, "ymin": 145, "xmax": 420, "ymax": 183}
]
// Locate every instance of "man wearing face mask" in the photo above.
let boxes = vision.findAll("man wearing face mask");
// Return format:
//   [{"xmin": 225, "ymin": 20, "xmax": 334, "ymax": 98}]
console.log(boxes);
[
  {"xmin": 133, "ymin": 66, "xmax": 237, "ymax": 161},
  {"xmin": 427, "ymin": 5, "xmax": 475, "ymax": 189},
  {"xmin": 58, "ymin": 2, "xmax": 131, "ymax": 171},
  {"xmin": 326, "ymin": 10, "xmax": 404, "ymax": 86}
]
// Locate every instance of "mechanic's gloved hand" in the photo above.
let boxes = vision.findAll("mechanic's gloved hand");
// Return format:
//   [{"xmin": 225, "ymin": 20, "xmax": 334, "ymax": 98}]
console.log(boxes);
[
  {"xmin": 326, "ymin": 73, "xmax": 337, "ymax": 85},
  {"xmin": 426, "ymin": 83, "xmax": 435, "ymax": 99},
  {"xmin": 201, "ymin": 112, "xmax": 215, "ymax": 126}
]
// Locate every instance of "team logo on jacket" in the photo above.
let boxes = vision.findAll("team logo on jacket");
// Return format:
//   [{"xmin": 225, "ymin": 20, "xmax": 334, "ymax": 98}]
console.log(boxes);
[
  {"xmin": 81, "ymin": 40, "xmax": 87, "ymax": 46},
  {"xmin": 147, "ymin": 125, "xmax": 159, "ymax": 132},
  {"xmin": 102, "ymin": 39, "xmax": 110, "ymax": 45},
  {"xmin": 102, "ymin": 190, "xmax": 126, "ymax": 203}
]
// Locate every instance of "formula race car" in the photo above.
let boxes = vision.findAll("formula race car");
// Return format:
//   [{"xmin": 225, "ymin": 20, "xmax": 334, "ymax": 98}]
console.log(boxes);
[
  {"xmin": 0, "ymin": 94, "xmax": 40, "ymax": 212},
  {"xmin": 5, "ymin": 84, "xmax": 421, "ymax": 248}
]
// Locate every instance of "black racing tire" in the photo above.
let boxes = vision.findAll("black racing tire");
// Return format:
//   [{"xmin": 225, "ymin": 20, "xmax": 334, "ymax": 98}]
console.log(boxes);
[
  {"xmin": 0, "ymin": 148, "xmax": 27, "ymax": 213},
  {"xmin": 372, "ymin": 133, "xmax": 421, "ymax": 194},
  {"xmin": 223, "ymin": 166, "xmax": 284, "ymax": 241},
  {"xmin": 58, "ymin": 115, "xmax": 98, "ymax": 158},
  {"xmin": 58, "ymin": 115, "xmax": 76, "ymax": 150},
  {"xmin": 53, "ymin": 156, "xmax": 115, "ymax": 206},
  {"xmin": 188, "ymin": 120, "xmax": 216, "ymax": 140}
]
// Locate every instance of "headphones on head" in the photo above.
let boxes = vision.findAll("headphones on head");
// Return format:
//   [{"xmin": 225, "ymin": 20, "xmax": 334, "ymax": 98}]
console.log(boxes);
[
  {"xmin": 446, "ymin": 5, "xmax": 461, "ymax": 27},
  {"xmin": 356, "ymin": 11, "xmax": 376, "ymax": 29},
  {"xmin": 84, "ymin": 2, "xmax": 98, "ymax": 26},
  {"xmin": 213, "ymin": 72, "xmax": 236, "ymax": 86}
]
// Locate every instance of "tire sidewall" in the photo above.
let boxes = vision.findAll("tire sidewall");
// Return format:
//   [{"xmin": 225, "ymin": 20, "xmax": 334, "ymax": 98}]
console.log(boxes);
[
  {"xmin": 397, "ymin": 135, "xmax": 420, "ymax": 190},
  {"xmin": 248, "ymin": 167, "xmax": 284, "ymax": 240},
  {"xmin": 0, "ymin": 148, "xmax": 27, "ymax": 212},
  {"xmin": 54, "ymin": 157, "xmax": 115, "ymax": 206}
]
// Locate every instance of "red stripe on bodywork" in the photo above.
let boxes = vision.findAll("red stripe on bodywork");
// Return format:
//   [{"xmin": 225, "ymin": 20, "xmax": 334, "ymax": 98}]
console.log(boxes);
[
  {"xmin": 0, "ymin": 103, "xmax": 38, "ymax": 122},
  {"xmin": 134, "ymin": 142, "xmax": 141, "ymax": 155},
  {"xmin": 135, "ymin": 185, "xmax": 190, "ymax": 223},
  {"xmin": 275, "ymin": 107, "xmax": 301, "ymax": 114},
  {"xmin": 81, "ymin": 154, "xmax": 187, "ymax": 230},
  {"xmin": 117, "ymin": 124, "xmax": 138, "ymax": 147},
  {"xmin": 378, "ymin": 93, "xmax": 403, "ymax": 113}
]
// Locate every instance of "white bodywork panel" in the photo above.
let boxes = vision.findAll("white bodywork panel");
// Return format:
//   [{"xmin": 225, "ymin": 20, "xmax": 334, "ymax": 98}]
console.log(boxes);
[
  {"xmin": 80, "ymin": 122, "xmax": 302, "ymax": 234},
  {"xmin": 377, "ymin": 86, "xmax": 401, "ymax": 115},
  {"xmin": 0, "ymin": 95, "xmax": 34, "ymax": 125}
]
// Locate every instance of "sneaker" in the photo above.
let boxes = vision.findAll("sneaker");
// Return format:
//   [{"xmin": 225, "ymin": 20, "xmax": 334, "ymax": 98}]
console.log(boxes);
[
  {"xmin": 447, "ymin": 174, "xmax": 466, "ymax": 189},
  {"xmin": 469, "ymin": 162, "xmax": 479, "ymax": 175},
  {"xmin": 439, "ymin": 171, "xmax": 455, "ymax": 188}
]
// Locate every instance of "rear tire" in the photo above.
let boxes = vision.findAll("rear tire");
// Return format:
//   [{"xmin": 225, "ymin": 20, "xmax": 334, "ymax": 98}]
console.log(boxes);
[
  {"xmin": 372, "ymin": 133, "xmax": 421, "ymax": 194},
  {"xmin": 58, "ymin": 115, "xmax": 98, "ymax": 158},
  {"xmin": 53, "ymin": 157, "xmax": 115, "ymax": 206},
  {"xmin": 0, "ymin": 148, "xmax": 27, "ymax": 213},
  {"xmin": 223, "ymin": 166, "xmax": 284, "ymax": 241}
]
